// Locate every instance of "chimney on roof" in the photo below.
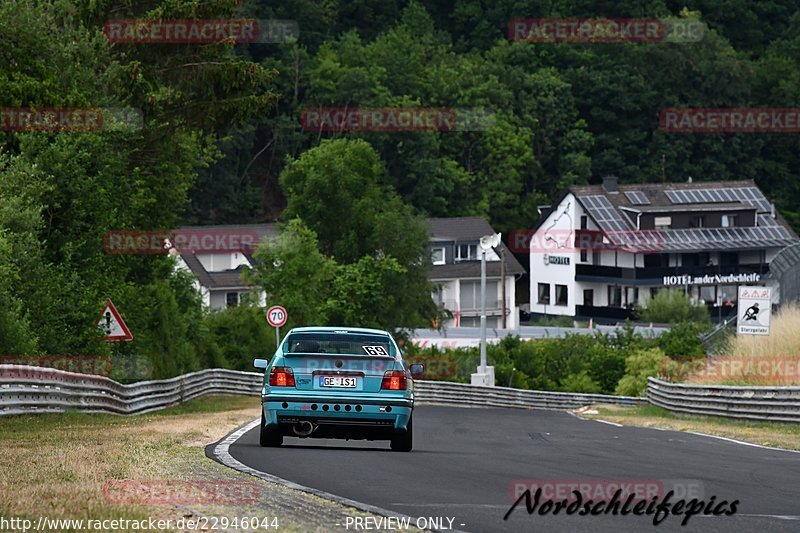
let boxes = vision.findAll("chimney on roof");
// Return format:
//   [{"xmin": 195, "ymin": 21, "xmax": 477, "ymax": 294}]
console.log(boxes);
[
  {"xmin": 771, "ymin": 203, "xmax": 776, "ymax": 219},
  {"xmin": 687, "ymin": 176, "xmax": 693, "ymax": 183},
  {"xmin": 601, "ymin": 175, "xmax": 619, "ymax": 193}
]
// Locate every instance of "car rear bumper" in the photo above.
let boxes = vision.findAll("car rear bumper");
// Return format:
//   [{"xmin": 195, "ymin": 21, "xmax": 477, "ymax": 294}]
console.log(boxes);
[{"xmin": 262, "ymin": 394, "xmax": 412, "ymax": 437}]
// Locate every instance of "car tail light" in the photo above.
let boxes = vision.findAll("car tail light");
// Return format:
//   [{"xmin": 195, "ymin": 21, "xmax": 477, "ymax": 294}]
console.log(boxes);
[
  {"xmin": 381, "ymin": 370, "xmax": 407, "ymax": 390},
  {"xmin": 269, "ymin": 366, "xmax": 295, "ymax": 387}
]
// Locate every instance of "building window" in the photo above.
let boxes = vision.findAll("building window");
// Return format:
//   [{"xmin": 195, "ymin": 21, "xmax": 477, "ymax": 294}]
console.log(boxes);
[
  {"xmin": 720, "ymin": 252, "xmax": 738, "ymax": 266},
  {"xmin": 700, "ymin": 285, "xmax": 716, "ymax": 305},
  {"xmin": 580, "ymin": 249, "xmax": 588, "ymax": 262},
  {"xmin": 431, "ymin": 247, "xmax": 446, "ymax": 265},
  {"xmin": 226, "ymin": 292, "xmax": 239, "ymax": 308},
  {"xmin": 720, "ymin": 285, "xmax": 737, "ymax": 306},
  {"xmin": 537, "ymin": 283, "xmax": 550, "ymax": 305},
  {"xmin": 432, "ymin": 286, "xmax": 445, "ymax": 306},
  {"xmin": 689, "ymin": 215, "xmax": 705, "ymax": 228},
  {"xmin": 460, "ymin": 316, "xmax": 499, "ymax": 328},
  {"xmin": 721, "ymin": 214, "xmax": 737, "ymax": 227},
  {"xmin": 682, "ymin": 253, "xmax": 700, "ymax": 267},
  {"xmin": 460, "ymin": 280, "xmax": 498, "ymax": 310},
  {"xmin": 456, "ymin": 244, "xmax": 478, "ymax": 261},
  {"xmin": 583, "ymin": 289, "xmax": 594, "ymax": 307},
  {"xmin": 645, "ymin": 253, "xmax": 670, "ymax": 267},
  {"xmin": 608, "ymin": 286, "xmax": 622, "ymax": 307},
  {"xmin": 555, "ymin": 285, "xmax": 568, "ymax": 306},
  {"xmin": 580, "ymin": 215, "xmax": 588, "ymax": 230},
  {"xmin": 654, "ymin": 216, "xmax": 671, "ymax": 229}
]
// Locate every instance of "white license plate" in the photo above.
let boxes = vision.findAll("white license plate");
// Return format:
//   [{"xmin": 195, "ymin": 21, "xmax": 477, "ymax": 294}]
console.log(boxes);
[{"xmin": 320, "ymin": 376, "xmax": 357, "ymax": 388}]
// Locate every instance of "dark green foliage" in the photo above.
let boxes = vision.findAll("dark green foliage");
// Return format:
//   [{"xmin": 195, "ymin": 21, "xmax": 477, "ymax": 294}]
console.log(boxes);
[
  {"xmin": 635, "ymin": 291, "xmax": 712, "ymax": 325},
  {"xmin": 4, "ymin": 0, "xmax": 800, "ymax": 378}
]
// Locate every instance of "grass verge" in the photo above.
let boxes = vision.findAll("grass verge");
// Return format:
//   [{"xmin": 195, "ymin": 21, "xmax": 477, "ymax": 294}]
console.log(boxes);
[
  {"xmin": 581, "ymin": 404, "xmax": 800, "ymax": 451},
  {"xmin": 0, "ymin": 394, "xmax": 406, "ymax": 532}
]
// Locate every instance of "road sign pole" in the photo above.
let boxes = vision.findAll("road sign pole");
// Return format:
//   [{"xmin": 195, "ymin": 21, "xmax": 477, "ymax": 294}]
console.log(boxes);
[{"xmin": 276, "ymin": 326, "xmax": 280, "ymax": 350}]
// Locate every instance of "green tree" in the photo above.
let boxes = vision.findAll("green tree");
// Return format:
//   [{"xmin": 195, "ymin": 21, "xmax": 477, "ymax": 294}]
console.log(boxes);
[
  {"xmin": 615, "ymin": 348, "xmax": 669, "ymax": 397},
  {"xmin": 202, "ymin": 304, "xmax": 276, "ymax": 371},
  {"xmin": 280, "ymin": 138, "xmax": 429, "ymax": 264},
  {"xmin": 249, "ymin": 219, "xmax": 337, "ymax": 326},
  {"xmin": 636, "ymin": 290, "xmax": 711, "ymax": 325}
]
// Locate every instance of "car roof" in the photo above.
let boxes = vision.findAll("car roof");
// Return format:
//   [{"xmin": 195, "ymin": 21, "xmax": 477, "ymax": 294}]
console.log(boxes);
[{"xmin": 287, "ymin": 326, "xmax": 392, "ymax": 336}]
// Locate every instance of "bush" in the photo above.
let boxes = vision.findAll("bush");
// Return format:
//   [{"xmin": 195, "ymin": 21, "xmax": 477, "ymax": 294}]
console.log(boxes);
[
  {"xmin": 534, "ymin": 315, "xmax": 574, "ymax": 327},
  {"xmin": 408, "ymin": 331, "xmax": 647, "ymax": 394},
  {"xmin": 656, "ymin": 323, "xmax": 708, "ymax": 357},
  {"xmin": 202, "ymin": 304, "xmax": 276, "ymax": 372},
  {"xmin": 615, "ymin": 348, "xmax": 668, "ymax": 397},
  {"xmin": 561, "ymin": 371, "xmax": 602, "ymax": 393},
  {"xmin": 636, "ymin": 290, "xmax": 711, "ymax": 325}
]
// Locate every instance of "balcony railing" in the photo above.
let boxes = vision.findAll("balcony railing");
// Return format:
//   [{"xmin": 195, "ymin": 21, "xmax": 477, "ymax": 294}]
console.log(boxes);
[{"xmin": 434, "ymin": 299, "xmax": 503, "ymax": 314}]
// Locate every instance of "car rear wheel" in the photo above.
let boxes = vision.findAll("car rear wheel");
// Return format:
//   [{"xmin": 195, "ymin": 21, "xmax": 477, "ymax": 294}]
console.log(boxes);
[
  {"xmin": 259, "ymin": 410, "xmax": 282, "ymax": 447},
  {"xmin": 390, "ymin": 416, "xmax": 413, "ymax": 452}
]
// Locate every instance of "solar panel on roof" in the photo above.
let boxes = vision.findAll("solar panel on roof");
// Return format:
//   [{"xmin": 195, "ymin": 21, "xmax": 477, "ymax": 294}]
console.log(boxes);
[
  {"xmin": 758, "ymin": 214, "xmax": 778, "ymax": 226},
  {"xmin": 623, "ymin": 191, "xmax": 650, "ymax": 205},
  {"xmin": 579, "ymin": 195, "xmax": 630, "ymax": 235},
  {"xmin": 665, "ymin": 187, "xmax": 772, "ymax": 212},
  {"xmin": 660, "ymin": 225, "xmax": 793, "ymax": 252}
]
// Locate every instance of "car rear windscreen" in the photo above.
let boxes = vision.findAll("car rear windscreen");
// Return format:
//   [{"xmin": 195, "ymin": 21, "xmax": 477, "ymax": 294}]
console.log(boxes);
[{"xmin": 284, "ymin": 332, "xmax": 393, "ymax": 357}]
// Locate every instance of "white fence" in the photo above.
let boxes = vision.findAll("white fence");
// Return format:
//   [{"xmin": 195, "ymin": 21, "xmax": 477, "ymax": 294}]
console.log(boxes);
[
  {"xmin": 3, "ymin": 365, "xmax": 798, "ymax": 422},
  {"xmin": 0, "ymin": 366, "xmax": 260, "ymax": 416},
  {"xmin": 647, "ymin": 377, "xmax": 800, "ymax": 423},
  {"xmin": 0, "ymin": 365, "xmax": 640, "ymax": 416}
]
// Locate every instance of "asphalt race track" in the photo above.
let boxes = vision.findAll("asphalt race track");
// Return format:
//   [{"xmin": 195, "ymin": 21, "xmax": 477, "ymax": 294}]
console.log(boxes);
[{"xmin": 218, "ymin": 406, "xmax": 800, "ymax": 533}]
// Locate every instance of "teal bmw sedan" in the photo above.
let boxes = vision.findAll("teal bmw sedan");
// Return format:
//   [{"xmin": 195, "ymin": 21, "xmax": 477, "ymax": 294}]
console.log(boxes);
[{"xmin": 254, "ymin": 327, "xmax": 424, "ymax": 452}]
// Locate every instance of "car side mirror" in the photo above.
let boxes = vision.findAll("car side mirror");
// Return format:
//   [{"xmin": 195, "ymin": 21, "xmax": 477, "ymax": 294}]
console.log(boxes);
[
  {"xmin": 253, "ymin": 358, "xmax": 269, "ymax": 369},
  {"xmin": 409, "ymin": 364, "xmax": 424, "ymax": 378}
]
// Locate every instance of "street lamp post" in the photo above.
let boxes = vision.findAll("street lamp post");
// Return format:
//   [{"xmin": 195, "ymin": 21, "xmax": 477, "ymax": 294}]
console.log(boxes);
[
  {"xmin": 471, "ymin": 232, "xmax": 501, "ymax": 387},
  {"xmin": 479, "ymin": 246, "xmax": 487, "ymax": 373}
]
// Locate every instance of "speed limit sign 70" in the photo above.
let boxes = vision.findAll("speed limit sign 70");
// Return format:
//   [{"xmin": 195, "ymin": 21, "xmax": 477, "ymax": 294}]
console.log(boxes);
[{"xmin": 267, "ymin": 305, "xmax": 287, "ymax": 327}]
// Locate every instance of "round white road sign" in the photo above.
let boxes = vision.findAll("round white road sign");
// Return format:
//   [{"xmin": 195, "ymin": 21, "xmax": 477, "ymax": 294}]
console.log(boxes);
[{"xmin": 266, "ymin": 305, "xmax": 288, "ymax": 327}]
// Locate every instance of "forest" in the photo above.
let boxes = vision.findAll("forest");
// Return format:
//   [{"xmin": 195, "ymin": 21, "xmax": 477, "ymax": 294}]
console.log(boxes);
[{"xmin": 1, "ymin": 0, "xmax": 799, "ymax": 378}]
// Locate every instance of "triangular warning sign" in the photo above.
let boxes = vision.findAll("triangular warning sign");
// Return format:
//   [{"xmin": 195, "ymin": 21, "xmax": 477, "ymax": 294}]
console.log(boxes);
[{"xmin": 95, "ymin": 298, "xmax": 133, "ymax": 341}]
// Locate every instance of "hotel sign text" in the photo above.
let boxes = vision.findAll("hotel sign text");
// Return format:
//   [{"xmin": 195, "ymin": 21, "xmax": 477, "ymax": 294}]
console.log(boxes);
[{"xmin": 663, "ymin": 273, "xmax": 761, "ymax": 286}]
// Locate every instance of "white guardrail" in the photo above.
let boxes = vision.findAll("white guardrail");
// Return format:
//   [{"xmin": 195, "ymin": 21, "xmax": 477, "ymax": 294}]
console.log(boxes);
[
  {"xmin": 0, "ymin": 365, "xmax": 643, "ymax": 416},
  {"xmin": 6, "ymin": 365, "xmax": 799, "ymax": 422},
  {"xmin": 647, "ymin": 377, "xmax": 800, "ymax": 423}
]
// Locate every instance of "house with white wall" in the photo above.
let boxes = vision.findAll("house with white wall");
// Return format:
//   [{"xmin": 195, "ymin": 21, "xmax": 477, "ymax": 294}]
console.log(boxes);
[
  {"xmin": 174, "ymin": 218, "xmax": 526, "ymax": 326},
  {"xmin": 529, "ymin": 177, "xmax": 797, "ymax": 323},
  {"xmin": 427, "ymin": 217, "xmax": 526, "ymax": 329}
]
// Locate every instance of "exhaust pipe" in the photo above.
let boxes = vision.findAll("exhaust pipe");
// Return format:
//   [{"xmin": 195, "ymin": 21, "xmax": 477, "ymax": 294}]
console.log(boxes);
[{"xmin": 293, "ymin": 420, "xmax": 316, "ymax": 437}]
